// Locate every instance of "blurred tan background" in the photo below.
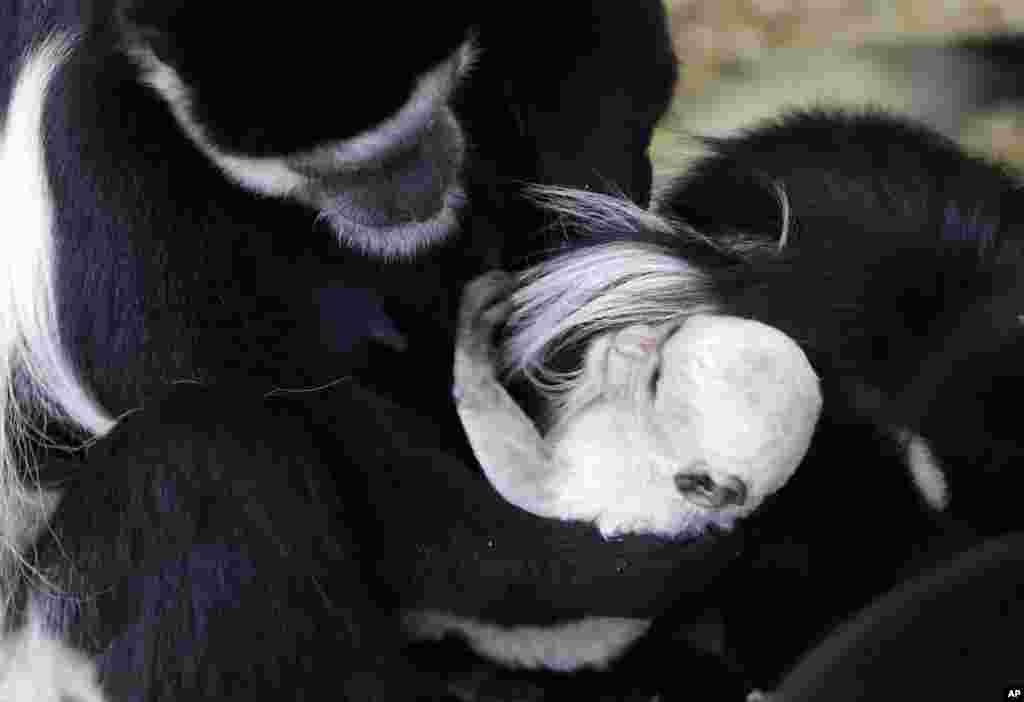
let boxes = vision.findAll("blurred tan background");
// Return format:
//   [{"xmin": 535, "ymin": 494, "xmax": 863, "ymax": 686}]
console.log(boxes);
[{"xmin": 653, "ymin": 0, "xmax": 1024, "ymax": 185}]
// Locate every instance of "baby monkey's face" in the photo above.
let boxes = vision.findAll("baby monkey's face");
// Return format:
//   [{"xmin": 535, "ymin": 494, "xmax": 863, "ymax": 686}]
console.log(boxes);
[{"xmin": 565, "ymin": 315, "xmax": 821, "ymax": 537}]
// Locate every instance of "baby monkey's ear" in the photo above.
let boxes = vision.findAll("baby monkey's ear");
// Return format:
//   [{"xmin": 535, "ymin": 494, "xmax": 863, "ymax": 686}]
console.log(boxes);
[{"xmin": 612, "ymin": 325, "xmax": 662, "ymax": 358}]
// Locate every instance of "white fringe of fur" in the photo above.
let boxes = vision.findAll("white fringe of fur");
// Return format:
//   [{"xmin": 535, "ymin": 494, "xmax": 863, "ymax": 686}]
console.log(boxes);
[
  {"xmin": 128, "ymin": 37, "xmax": 474, "ymax": 261},
  {"xmin": 405, "ymin": 609, "xmax": 651, "ymax": 672},
  {"xmin": 501, "ymin": 188, "xmax": 719, "ymax": 397},
  {"xmin": 0, "ymin": 34, "xmax": 113, "ymax": 591},
  {"xmin": 0, "ymin": 606, "xmax": 105, "ymax": 702}
]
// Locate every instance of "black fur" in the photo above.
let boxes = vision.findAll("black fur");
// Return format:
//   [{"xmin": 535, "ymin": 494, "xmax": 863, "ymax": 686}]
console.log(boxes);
[
  {"xmin": 654, "ymin": 109, "xmax": 1024, "ymax": 685},
  {"xmin": 494, "ymin": 109, "xmax": 1024, "ymax": 692},
  {"xmin": 1, "ymin": 2, "xmax": 732, "ymax": 701},
  {"xmin": 658, "ymin": 109, "xmax": 1024, "ymax": 531}
]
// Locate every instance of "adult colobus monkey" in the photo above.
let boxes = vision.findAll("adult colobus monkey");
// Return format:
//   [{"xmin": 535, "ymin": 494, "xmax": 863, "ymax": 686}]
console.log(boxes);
[
  {"xmin": 453, "ymin": 109, "xmax": 1024, "ymax": 693},
  {"xmin": 0, "ymin": 2, "xmax": 731, "ymax": 700},
  {"xmin": 660, "ymin": 110, "xmax": 1024, "ymax": 687}
]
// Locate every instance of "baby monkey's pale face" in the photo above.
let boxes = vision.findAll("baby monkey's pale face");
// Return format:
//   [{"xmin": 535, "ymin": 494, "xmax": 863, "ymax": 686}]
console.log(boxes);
[{"xmin": 547, "ymin": 316, "xmax": 822, "ymax": 538}]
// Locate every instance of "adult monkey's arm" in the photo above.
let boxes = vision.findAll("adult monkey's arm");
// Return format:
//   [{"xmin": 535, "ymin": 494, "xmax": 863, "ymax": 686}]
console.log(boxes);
[{"xmin": 312, "ymin": 381, "xmax": 744, "ymax": 624}]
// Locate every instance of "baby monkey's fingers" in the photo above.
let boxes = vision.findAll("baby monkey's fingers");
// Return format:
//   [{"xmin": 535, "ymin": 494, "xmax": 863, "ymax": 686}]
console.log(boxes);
[
  {"xmin": 456, "ymin": 271, "xmax": 517, "ymax": 375},
  {"xmin": 458, "ymin": 270, "xmax": 516, "ymax": 335}
]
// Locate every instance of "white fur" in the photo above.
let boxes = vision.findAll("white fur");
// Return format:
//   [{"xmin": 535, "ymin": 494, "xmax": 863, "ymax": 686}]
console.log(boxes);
[
  {"xmin": 505, "ymin": 242, "xmax": 715, "ymax": 387},
  {"xmin": 404, "ymin": 610, "xmax": 650, "ymax": 672},
  {"xmin": 458, "ymin": 270, "xmax": 820, "ymax": 540},
  {"xmin": 667, "ymin": 316, "xmax": 821, "ymax": 502},
  {"xmin": 898, "ymin": 430, "xmax": 950, "ymax": 511},
  {"xmin": 547, "ymin": 399, "xmax": 725, "ymax": 538},
  {"xmin": 0, "ymin": 605, "xmax": 106, "ymax": 702},
  {"xmin": 128, "ymin": 47, "xmax": 309, "ymax": 197},
  {"xmin": 316, "ymin": 182, "xmax": 466, "ymax": 260},
  {"xmin": 503, "ymin": 188, "xmax": 733, "ymax": 391},
  {"xmin": 543, "ymin": 315, "xmax": 821, "ymax": 539},
  {"xmin": 129, "ymin": 40, "xmax": 471, "ymax": 259},
  {"xmin": 0, "ymin": 34, "xmax": 114, "ymax": 581},
  {"xmin": 530, "ymin": 185, "xmax": 680, "ymax": 239},
  {"xmin": 486, "ymin": 192, "xmax": 822, "ymax": 539},
  {"xmin": 455, "ymin": 34, "xmax": 481, "ymax": 81},
  {"xmin": 774, "ymin": 183, "xmax": 792, "ymax": 250}
]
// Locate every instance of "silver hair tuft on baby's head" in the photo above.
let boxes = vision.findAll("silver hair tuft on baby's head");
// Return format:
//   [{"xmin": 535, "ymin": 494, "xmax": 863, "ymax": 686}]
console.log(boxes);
[{"xmin": 500, "ymin": 187, "xmax": 719, "ymax": 390}]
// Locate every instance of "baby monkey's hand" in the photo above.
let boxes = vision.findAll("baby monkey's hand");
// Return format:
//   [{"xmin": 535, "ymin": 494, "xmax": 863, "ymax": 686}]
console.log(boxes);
[{"xmin": 455, "ymin": 271, "xmax": 515, "ymax": 379}]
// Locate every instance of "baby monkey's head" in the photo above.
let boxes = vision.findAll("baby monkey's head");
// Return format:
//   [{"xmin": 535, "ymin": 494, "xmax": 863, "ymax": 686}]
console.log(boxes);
[
  {"xmin": 498, "ymin": 188, "xmax": 821, "ymax": 539},
  {"xmin": 536, "ymin": 314, "xmax": 820, "ymax": 539}
]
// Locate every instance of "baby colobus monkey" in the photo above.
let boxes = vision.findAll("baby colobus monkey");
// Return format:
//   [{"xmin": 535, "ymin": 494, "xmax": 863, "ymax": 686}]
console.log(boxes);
[{"xmin": 454, "ymin": 269, "xmax": 822, "ymax": 540}]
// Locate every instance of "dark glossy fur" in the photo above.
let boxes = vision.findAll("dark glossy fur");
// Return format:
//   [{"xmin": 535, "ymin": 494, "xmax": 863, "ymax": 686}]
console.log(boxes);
[
  {"xmin": 491, "ymin": 109, "xmax": 1024, "ymax": 691},
  {"xmin": 0, "ymin": 1, "xmax": 679, "ymax": 414},
  {"xmin": 0, "ymin": 2, "xmax": 712, "ymax": 701},
  {"xmin": 654, "ymin": 110, "xmax": 1024, "ymax": 684},
  {"xmin": 659, "ymin": 109, "xmax": 1024, "ymax": 530}
]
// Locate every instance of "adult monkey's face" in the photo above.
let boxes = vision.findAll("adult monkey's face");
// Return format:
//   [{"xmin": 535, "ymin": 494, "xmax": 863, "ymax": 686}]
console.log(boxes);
[{"xmin": 117, "ymin": 1, "xmax": 477, "ymax": 258}]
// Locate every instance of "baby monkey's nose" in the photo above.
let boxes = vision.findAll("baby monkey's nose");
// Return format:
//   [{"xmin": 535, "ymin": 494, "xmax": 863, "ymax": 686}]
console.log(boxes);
[{"xmin": 674, "ymin": 470, "xmax": 748, "ymax": 508}]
